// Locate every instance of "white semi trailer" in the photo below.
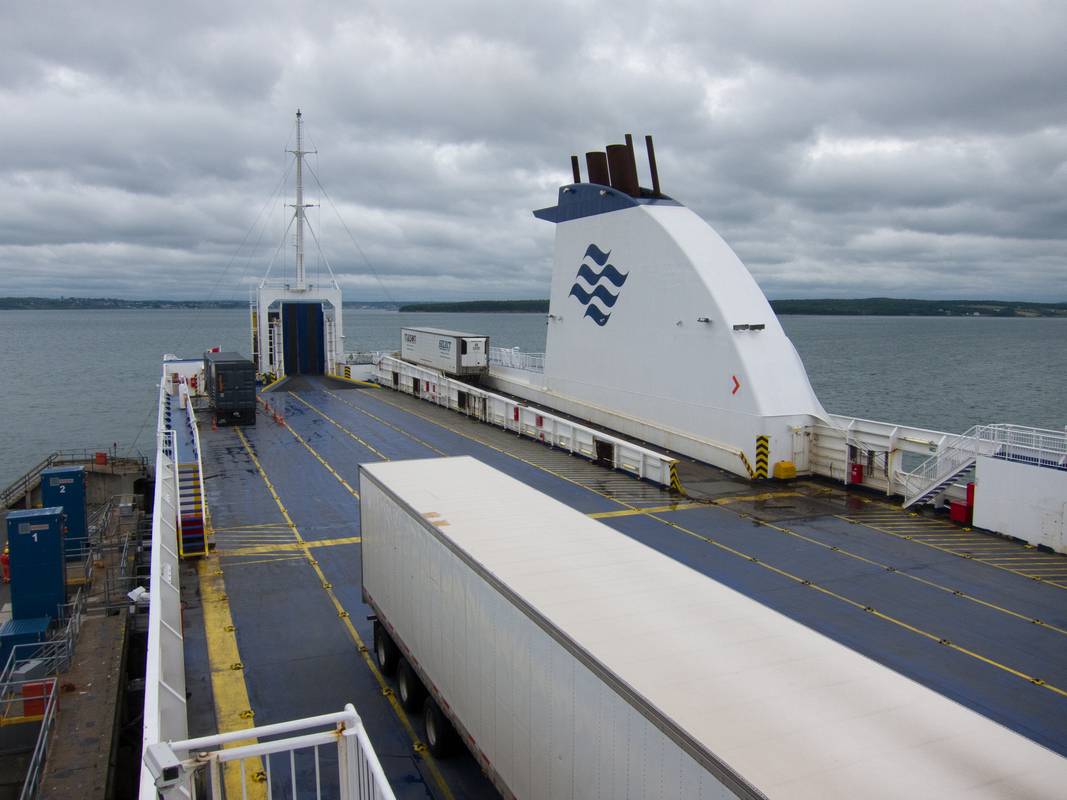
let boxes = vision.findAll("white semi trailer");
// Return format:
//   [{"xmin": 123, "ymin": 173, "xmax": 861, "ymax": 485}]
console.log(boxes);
[
  {"xmin": 400, "ymin": 327, "xmax": 488, "ymax": 376},
  {"xmin": 359, "ymin": 457, "xmax": 1067, "ymax": 800}
]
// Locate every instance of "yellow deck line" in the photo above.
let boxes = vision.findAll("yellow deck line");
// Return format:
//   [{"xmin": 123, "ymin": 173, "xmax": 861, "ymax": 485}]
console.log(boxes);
[
  {"xmin": 0, "ymin": 714, "xmax": 45, "ymax": 727},
  {"xmin": 279, "ymin": 417, "xmax": 361, "ymax": 498},
  {"xmin": 219, "ymin": 535, "xmax": 363, "ymax": 558},
  {"xmin": 212, "ymin": 534, "xmax": 298, "ymax": 542},
  {"xmin": 350, "ymin": 388, "xmax": 644, "ymax": 512},
  {"xmin": 842, "ymin": 515, "xmax": 1067, "ymax": 590},
  {"xmin": 212, "ymin": 524, "xmax": 293, "ymax": 532},
  {"xmin": 331, "ymin": 373, "xmax": 380, "ymax": 388},
  {"xmin": 712, "ymin": 491, "xmax": 805, "ymax": 505},
  {"xmin": 589, "ymin": 502, "xmax": 706, "ymax": 519},
  {"xmin": 287, "ymin": 392, "xmax": 388, "ymax": 461},
  {"xmin": 198, "ymin": 558, "xmax": 266, "ymax": 798},
  {"xmin": 235, "ymin": 428, "xmax": 456, "ymax": 800},
  {"xmin": 323, "ymin": 389, "xmax": 448, "ymax": 456},
  {"xmin": 259, "ymin": 375, "xmax": 288, "ymax": 392},
  {"xmin": 361, "ymin": 385, "xmax": 1067, "ymax": 638},
  {"xmin": 644, "ymin": 511, "xmax": 1067, "ymax": 697},
  {"xmin": 217, "ymin": 555, "xmax": 308, "ymax": 569}
]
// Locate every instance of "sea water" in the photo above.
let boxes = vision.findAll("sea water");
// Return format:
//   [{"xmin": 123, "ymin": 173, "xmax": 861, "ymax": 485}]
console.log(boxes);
[{"xmin": 0, "ymin": 309, "xmax": 1064, "ymax": 488}]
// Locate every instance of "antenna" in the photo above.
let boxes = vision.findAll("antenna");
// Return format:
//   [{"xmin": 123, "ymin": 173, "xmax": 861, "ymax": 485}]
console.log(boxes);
[{"xmin": 288, "ymin": 109, "xmax": 316, "ymax": 289}]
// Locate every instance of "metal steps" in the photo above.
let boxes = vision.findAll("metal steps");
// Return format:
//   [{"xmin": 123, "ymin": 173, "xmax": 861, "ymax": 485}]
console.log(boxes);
[
  {"xmin": 177, "ymin": 462, "xmax": 207, "ymax": 556},
  {"xmin": 903, "ymin": 424, "xmax": 1067, "ymax": 509}
]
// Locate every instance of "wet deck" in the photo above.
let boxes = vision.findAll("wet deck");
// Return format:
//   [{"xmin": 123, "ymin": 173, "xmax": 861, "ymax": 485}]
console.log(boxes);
[{"xmin": 190, "ymin": 377, "xmax": 1067, "ymax": 798}]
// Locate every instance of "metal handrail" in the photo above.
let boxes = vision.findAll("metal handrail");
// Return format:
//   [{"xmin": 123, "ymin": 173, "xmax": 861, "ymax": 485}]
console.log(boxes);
[
  {"xmin": 15, "ymin": 678, "xmax": 59, "ymax": 800},
  {"xmin": 2, "ymin": 448, "xmax": 148, "ymax": 509},
  {"xmin": 902, "ymin": 423, "xmax": 1067, "ymax": 506},
  {"xmin": 164, "ymin": 703, "xmax": 396, "ymax": 800},
  {"xmin": 139, "ymin": 378, "xmax": 189, "ymax": 798},
  {"xmin": 489, "ymin": 346, "xmax": 545, "ymax": 373},
  {"xmin": 0, "ymin": 582, "xmax": 89, "ymax": 686},
  {"xmin": 341, "ymin": 351, "xmax": 382, "ymax": 365},
  {"xmin": 179, "ymin": 382, "xmax": 211, "ymax": 545}
]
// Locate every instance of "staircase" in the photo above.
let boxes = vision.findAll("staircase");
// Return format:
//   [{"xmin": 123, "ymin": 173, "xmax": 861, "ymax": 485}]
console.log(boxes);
[
  {"xmin": 165, "ymin": 387, "xmax": 209, "ymax": 557},
  {"xmin": 903, "ymin": 424, "xmax": 1067, "ymax": 509},
  {"xmin": 177, "ymin": 462, "xmax": 207, "ymax": 556}
]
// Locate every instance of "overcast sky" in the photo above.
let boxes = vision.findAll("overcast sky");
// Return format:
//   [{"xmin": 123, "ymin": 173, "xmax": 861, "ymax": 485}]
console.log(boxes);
[{"xmin": 2, "ymin": 1, "xmax": 1065, "ymax": 301}]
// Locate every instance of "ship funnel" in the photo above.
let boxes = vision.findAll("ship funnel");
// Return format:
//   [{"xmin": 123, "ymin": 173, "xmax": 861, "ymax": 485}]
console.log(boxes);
[
  {"xmin": 530, "ymin": 134, "xmax": 828, "ymax": 478},
  {"xmin": 570, "ymin": 155, "xmax": 581, "ymax": 184}
]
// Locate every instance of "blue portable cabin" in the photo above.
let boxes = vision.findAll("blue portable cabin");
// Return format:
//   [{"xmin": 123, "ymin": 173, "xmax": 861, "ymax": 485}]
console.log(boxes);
[
  {"xmin": 0, "ymin": 617, "xmax": 51, "ymax": 671},
  {"xmin": 5, "ymin": 507, "xmax": 68, "ymax": 621},
  {"xmin": 41, "ymin": 465, "xmax": 88, "ymax": 559}
]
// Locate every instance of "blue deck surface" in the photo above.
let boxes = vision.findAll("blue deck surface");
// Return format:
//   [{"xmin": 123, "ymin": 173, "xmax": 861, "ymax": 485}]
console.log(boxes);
[{"xmin": 197, "ymin": 379, "xmax": 1067, "ymax": 798}]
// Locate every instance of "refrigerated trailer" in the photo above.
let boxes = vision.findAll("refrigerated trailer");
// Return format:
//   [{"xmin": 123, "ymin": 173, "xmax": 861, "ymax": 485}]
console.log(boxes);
[
  {"xmin": 400, "ymin": 327, "xmax": 488, "ymax": 377},
  {"xmin": 359, "ymin": 457, "xmax": 1067, "ymax": 800}
]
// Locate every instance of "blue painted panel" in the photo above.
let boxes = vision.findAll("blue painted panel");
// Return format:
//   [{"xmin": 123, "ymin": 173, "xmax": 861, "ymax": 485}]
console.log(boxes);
[
  {"xmin": 282, "ymin": 303, "xmax": 325, "ymax": 375},
  {"xmin": 0, "ymin": 616, "xmax": 50, "ymax": 668},
  {"xmin": 6, "ymin": 508, "xmax": 67, "ymax": 620},
  {"xmin": 533, "ymin": 183, "xmax": 680, "ymax": 224},
  {"xmin": 41, "ymin": 466, "xmax": 87, "ymax": 559}
]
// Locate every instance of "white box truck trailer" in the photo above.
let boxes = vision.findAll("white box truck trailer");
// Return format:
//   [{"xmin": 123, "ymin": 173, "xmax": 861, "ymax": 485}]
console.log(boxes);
[
  {"xmin": 400, "ymin": 327, "xmax": 489, "ymax": 376},
  {"xmin": 360, "ymin": 457, "xmax": 1067, "ymax": 800}
]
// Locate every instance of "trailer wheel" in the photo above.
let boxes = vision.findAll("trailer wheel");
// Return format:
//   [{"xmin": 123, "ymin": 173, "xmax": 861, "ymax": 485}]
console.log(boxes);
[
  {"xmin": 373, "ymin": 622, "xmax": 398, "ymax": 676},
  {"xmin": 423, "ymin": 697, "xmax": 457, "ymax": 757},
  {"xmin": 396, "ymin": 658, "xmax": 426, "ymax": 711}
]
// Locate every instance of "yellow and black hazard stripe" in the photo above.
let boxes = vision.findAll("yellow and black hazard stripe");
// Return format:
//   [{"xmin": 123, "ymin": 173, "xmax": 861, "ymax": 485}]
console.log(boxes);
[
  {"xmin": 755, "ymin": 435, "xmax": 770, "ymax": 479},
  {"xmin": 344, "ymin": 365, "xmax": 352, "ymax": 379},
  {"xmin": 738, "ymin": 451, "xmax": 756, "ymax": 479},
  {"xmin": 668, "ymin": 462, "xmax": 686, "ymax": 495}
]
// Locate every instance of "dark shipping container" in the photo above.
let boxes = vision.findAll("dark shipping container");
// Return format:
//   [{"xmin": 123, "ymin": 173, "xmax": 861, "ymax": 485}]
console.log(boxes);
[{"xmin": 203, "ymin": 351, "xmax": 257, "ymax": 426}]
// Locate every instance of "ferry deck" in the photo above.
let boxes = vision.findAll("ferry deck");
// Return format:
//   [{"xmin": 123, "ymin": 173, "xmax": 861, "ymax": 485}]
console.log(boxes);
[{"xmin": 181, "ymin": 375, "xmax": 1067, "ymax": 798}]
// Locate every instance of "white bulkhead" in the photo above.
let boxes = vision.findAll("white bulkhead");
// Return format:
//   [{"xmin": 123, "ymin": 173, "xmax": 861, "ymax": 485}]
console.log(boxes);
[{"xmin": 533, "ymin": 173, "xmax": 828, "ymax": 475}]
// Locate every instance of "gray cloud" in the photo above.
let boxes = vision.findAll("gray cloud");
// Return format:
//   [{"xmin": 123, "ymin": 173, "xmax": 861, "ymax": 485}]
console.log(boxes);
[{"xmin": 1, "ymin": 1, "xmax": 1064, "ymax": 301}]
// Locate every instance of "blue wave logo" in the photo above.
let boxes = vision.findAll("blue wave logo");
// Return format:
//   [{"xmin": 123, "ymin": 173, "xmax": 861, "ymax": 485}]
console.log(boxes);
[{"xmin": 568, "ymin": 244, "xmax": 628, "ymax": 326}]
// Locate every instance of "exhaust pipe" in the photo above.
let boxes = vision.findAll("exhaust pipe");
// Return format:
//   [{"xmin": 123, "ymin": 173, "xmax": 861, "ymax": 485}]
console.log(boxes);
[
  {"xmin": 570, "ymin": 155, "xmax": 581, "ymax": 184},
  {"xmin": 645, "ymin": 135, "xmax": 661, "ymax": 196},
  {"xmin": 586, "ymin": 151, "xmax": 610, "ymax": 185},
  {"xmin": 606, "ymin": 142, "xmax": 639, "ymax": 197}
]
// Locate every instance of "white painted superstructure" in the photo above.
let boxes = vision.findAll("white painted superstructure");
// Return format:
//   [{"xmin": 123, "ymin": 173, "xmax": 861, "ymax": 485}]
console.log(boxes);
[
  {"xmin": 252, "ymin": 110, "xmax": 344, "ymax": 379},
  {"xmin": 486, "ymin": 140, "xmax": 831, "ymax": 478},
  {"xmin": 360, "ymin": 456, "xmax": 1067, "ymax": 800}
]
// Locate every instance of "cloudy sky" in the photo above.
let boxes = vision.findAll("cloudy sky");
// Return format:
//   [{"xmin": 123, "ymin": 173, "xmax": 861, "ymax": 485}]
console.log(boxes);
[{"xmin": 2, "ymin": 1, "xmax": 1065, "ymax": 301}]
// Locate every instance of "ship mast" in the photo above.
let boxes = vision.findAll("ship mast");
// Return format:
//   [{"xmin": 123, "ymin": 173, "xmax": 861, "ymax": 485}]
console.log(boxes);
[{"xmin": 288, "ymin": 109, "xmax": 315, "ymax": 290}]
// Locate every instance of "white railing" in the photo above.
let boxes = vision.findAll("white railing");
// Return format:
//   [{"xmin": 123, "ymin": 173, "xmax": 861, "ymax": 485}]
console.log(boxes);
[
  {"xmin": 152, "ymin": 704, "xmax": 395, "ymax": 800},
  {"xmin": 179, "ymin": 382, "xmax": 210, "ymax": 538},
  {"xmin": 340, "ymin": 351, "xmax": 383, "ymax": 366},
  {"xmin": 489, "ymin": 346, "xmax": 545, "ymax": 373},
  {"xmin": 377, "ymin": 355, "xmax": 679, "ymax": 488},
  {"xmin": 140, "ymin": 380, "xmax": 189, "ymax": 799},
  {"xmin": 902, "ymin": 423, "xmax": 1067, "ymax": 508},
  {"xmin": 14, "ymin": 678, "xmax": 59, "ymax": 800}
]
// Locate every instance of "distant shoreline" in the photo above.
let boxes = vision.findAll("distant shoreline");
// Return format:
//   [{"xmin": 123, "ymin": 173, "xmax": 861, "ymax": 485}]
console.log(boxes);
[
  {"xmin": 3, "ymin": 296, "xmax": 1065, "ymax": 317},
  {"xmin": 0, "ymin": 297, "xmax": 400, "ymax": 311},
  {"xmin": 397, "ymin": 298, "xmax": 1067, "ymax": 317}
]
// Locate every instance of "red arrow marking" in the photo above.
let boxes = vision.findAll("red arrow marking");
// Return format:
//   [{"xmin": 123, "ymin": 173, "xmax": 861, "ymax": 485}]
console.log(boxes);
[{"xmin": 731, "ymin": 375, "xmax": 741, "ymax": 395}]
